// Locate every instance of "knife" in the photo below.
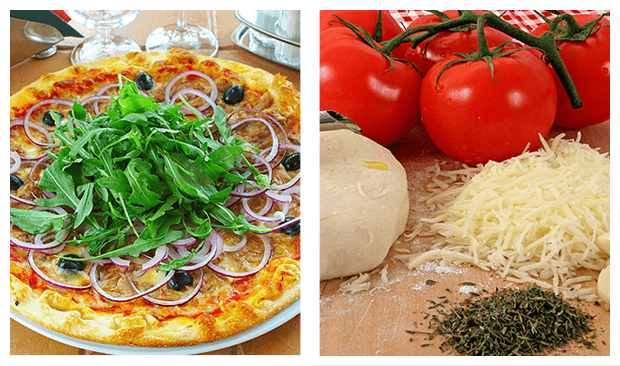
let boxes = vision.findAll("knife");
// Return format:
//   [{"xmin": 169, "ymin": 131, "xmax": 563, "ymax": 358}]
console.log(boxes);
[
  {"xmin": 10, "ymin": 10, "xmax": 83, "ymax": 66},
  {"xmin": 10, "ymin": 10, "xmax": 83, "ymax": 37},
  {"xmin": 319, "ymin": 110, "xmax": 362, "ymax": 134}
]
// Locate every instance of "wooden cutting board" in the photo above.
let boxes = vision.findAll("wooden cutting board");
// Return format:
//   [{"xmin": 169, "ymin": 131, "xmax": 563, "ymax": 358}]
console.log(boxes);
[{"xmin": 320, "ymin": 120, "xmax": 611, "ymax": 356}]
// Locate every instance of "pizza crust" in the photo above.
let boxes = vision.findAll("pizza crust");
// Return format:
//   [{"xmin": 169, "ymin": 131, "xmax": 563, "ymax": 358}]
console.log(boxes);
[
  {"xmin": 11, "ymin": 49, "xmax": 300, "ymax": 125},
  {"xmin": 11, "ymin": 259, "xmax": 300, "ymax": 347},
  {"xmin": 10, "ymin": 49, "xmax": 300, "ymax": 348}
]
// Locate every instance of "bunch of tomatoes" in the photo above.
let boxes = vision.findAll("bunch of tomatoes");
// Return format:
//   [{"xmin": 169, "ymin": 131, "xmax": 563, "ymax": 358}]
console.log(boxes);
[{"xmin": 319, "ymin": 10, "xmax": 610, "ymax": 165}]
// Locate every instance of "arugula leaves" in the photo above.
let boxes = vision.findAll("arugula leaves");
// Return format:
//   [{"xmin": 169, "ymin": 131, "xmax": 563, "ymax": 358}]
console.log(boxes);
[
  {"xmin": 10, "ymin": 207, "xmax": 67, "ymax": 234},
  {"xmin": 11, "ymin": 75, "xmax": 272, "ymax": 269}
]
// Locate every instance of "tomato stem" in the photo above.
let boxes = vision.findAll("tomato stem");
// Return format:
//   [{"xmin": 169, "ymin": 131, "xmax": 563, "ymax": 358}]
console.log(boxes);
[
  {"xmin": 476, "ymin": 15, "xmax": 492, "ymax": 58},
  {"xmin": 384, "ymin": 11, "xmax": 479, "ymax": 55},
  {"xmin": 384, "ymin": 11, "xmax": 586, "ymax": 109},
  {"xmin": 371, "ymin": 10, "xmax": 385, "ymax": 43},
  {"xmin": 548, "ymin": 13, "xmax": 582, "ymax": 35},
  {"xmin": 477, "ymin": 11, "xmax": 582, "ymax": 109}
]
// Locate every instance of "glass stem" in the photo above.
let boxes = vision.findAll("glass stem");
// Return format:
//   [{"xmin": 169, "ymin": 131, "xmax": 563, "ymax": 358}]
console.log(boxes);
[
  {"xmin": 177, "ymin": 10, "xmax": 189, "ymax": 31},
  {"xmin": 99, "ymin": 28, "xmax": 117, "ymax": 56}
]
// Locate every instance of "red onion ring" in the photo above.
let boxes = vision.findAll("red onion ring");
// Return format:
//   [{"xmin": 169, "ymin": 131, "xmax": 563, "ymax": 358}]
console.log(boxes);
[
  {"xmin": 271, "ymin": 170, "xmax": 300, "ymax": 192},
  {"xmin": 230, "ymin": 183, "xmax": 266, "ymax": 200},
  {"xmin": 81, "ymin": 95, "xmax": 112, "ymax": 115},
  {"xmin": 10, "ymin": 230, "xmax": 60, "ymax": 251},
  {"xmin": 282, "ymin": 185, "xmax": 300, "ymax": 196},
  {"xmin": 279, "ymin": 142, "xmax": 300, "ymax": 153},
  {"xmin": 230, "ymin": 117, "xmax": 279, "ymax": 163},
  {"xmin": 28, "ymin": 154, "xmax": 51, "ymax": 183},
  {"xmin": 110, "ymin": 256, "xmax": 131, "ymax": 267},
  {"xmin": 10, "ymin": 120, "xmax": 48, "ymax": 161},
  {"xmin": 32, "ymin": 205, "xmax": 68, "ymax": 216},
  {"xmin": 189, "ymin": 107, "xmax": 206, "ymax": 120},
  {"xmin": 222, "ymin": 233, "xmax": 248, "ymax": 252},
  {"xmin": 33, "ymin": 232, "xmax": 64, "ymax": 250},
  {"xmin": 40, "ymin": 243, "xmax": 67, "ymax": 255},
  {"xmin": 23, "ymin": 98, "xmax": 74, "ymax": 146},
  {"xmin": 269, "ymin": 143, "xmax": 300, "ymax": 191},
  {"xmin": 10, "ymin": 151, "xmax": 21, "ymax": 173},
  {"xmin": 169, "ymin": 236, "xmax": 198, "ymax": 247},
  {"xmin": 272, "ymin": 175, "xmax": 300, "ymax": 191},
  {"xmin": 170, "ymin": 87, "xmax": 217, "ymax": 113},
  {"xmin": 228, "ymin": 109, "xmax": 291, "ymax": 169},
  {"xmin": 224, "ymin": 195, "xmax": 241, "ymax": 208},
  {"xmin": 255, "ymin": 197, "xmax": 275, "ymax": 216},
  {"xmin": 28, "ymin": 250, "xmax": 92, "ymax": 290},
  {"xmin": 229, "ymin": 153, "xmax": 273, "ymax": 199},
  {"xmin": 269, "ymin": 216, "xmax": 301, "ymax": 233},
  {"xmin": 242, "ymin": 198, "xmax": 285, "ymax": 223},
  {"xmin": 31, "ymin": 206, "xmax": 70, "ymax": 249},
  {"xmin": 208, "ymin": 235, "xmax": 272, "ymax": 278},
  {"xmin": 10, "ymin": 194, "xmax": 36, "ymax": 206},
  {"xmin": 10, "ymin": 207, "xmax": 69, "ymax": 251},
  {"xmin": 80, "ymin": 247, "xmax": 112, "ymax": 265},
  {"xmin": 265, "ymin": 190, "xmax": 292, "ymax": 204},
  {"xmin": 227, "ymin": 108, "xmax": 289, "ymax": 145},
  {"xmin": 96, "ymin": 83, "xmax": 120, "ymax": 96},
  {"xmin": 142, "ymin": 245, "xmax": 168, "ymax": 271},
  {"xmin": 164, "ymin": 70, "xmax": 218, "ymax": 104},
  {"xmin": 90, "ymin": 263, "xmax": 174, "ymax": 302},
  {"xmin": 176, "ymin": 243, "xmax": 215, "ymax": 271},
  {"xmin": 138, "ymin": 268, "xmax": 204, "ymax": 306},
  {"xmin": 210, "ymin": 230, "xmax": 224, "ymax": 261},
  {"xmin": 176, "ymin": 230, "xmax": 223, "ymax": 271}
]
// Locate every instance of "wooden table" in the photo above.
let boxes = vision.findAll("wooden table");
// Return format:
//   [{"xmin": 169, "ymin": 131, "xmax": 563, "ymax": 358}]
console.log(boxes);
[{"xmin": 10, "ymin": 10, "xmax": 300, "ymax": 355}]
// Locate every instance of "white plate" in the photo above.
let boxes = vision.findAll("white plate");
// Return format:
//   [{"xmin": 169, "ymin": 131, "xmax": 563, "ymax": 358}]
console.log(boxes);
[{"xmin": 10, "ymin": 298, "xmax": 299, "ymax": 355}]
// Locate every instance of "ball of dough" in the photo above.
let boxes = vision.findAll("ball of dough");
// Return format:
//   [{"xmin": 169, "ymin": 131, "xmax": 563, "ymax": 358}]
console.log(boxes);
[{"xmin": 320, "ymin": 129, "xmax": 409, "ymax": 280}]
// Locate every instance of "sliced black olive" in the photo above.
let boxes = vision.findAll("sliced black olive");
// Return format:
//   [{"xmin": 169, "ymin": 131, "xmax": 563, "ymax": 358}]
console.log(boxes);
[
  {"xmin": 279, "ymin": 217, "xmax": 300, "ymax": 236},
  {"xmin": 167, "ymin": 271, "xmax": 194, "ymax": 291},
  {"xmin": 223, "ymin": 85, "xmax": 244, "ymax": 105},
  {"xmin": 10, "ymin": 174, "xmax": 24, "ymax": 191},
  {"xmin": 57, "ymin": 254, "xmax": 85, "ymax": 272},
  {"xmin": 282, "ymin": 152, "xmax": 300, "ymax": 171},
  {"xmin": 42, "ymin": 110, "xmax": 63, "ymax": 126},
  {"xmin": 135, "ymin": 71, "xmax": 155, "ymax": 91}
]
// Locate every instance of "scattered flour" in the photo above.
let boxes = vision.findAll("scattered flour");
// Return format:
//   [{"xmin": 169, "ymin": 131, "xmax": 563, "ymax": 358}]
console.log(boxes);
[
  {"xmin": 459, "ymin": 285, "xmax": 478, "ymax": 295},
  {"xmin": 412, "ymin": 260, "xmax": 465, "ymax": 275}
]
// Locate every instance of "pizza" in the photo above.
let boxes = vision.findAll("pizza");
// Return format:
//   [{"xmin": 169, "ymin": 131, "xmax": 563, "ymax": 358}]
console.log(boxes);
[{"xmin": 10, "ymin": 49, "xmax": 300, "ymax": 347}]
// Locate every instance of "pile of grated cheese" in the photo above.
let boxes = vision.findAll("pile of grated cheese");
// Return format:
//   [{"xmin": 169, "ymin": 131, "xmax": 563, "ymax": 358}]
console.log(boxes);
[{"xmin": 406, "ymin": 133, "xmax": 610, "ymax": 301}]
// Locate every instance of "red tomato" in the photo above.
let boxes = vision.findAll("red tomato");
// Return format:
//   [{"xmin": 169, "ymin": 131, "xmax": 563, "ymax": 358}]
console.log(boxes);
[
  {"xmin": 402, "ymin": 11, "xmax": 515, "ymax": 75},
  {"xmin": 320, "ymin": 10, "xmax": 409, "ymax": 58},
  {"xmin": 320, "ymin": 10, "xmax": 404, "ymax": 40},
  {"xmin": 531, "ymin": 15, "xmax": 610, "ymax": 128},
  {"xmin": 320, "ymin": 27, "xmax": 422, "ymax": 146},
  {"xmin": 419, "ymin": 49, "xmax": 557, "ymax": 165}
]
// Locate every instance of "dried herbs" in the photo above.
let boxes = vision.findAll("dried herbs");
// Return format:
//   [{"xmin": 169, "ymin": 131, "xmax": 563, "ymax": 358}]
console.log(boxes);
[{"xmin": 431, "ymin": 286, "xmax": 596, "ymax": 356}]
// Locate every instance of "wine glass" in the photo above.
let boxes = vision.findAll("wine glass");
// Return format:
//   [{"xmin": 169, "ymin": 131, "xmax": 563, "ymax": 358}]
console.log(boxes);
[
  {"xmin": 66, "ymin": 10, "xmax": 142, "ymax": 65},
  {"xmin": 145, "ymin": 10, "xmax": 218, "ymax": 56}
]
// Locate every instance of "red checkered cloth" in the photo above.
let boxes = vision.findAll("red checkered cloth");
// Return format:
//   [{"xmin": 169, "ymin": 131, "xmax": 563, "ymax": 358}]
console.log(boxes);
[{"xmin": 389, "ymin": 10, "xmax": 610, "ymax": 33}]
